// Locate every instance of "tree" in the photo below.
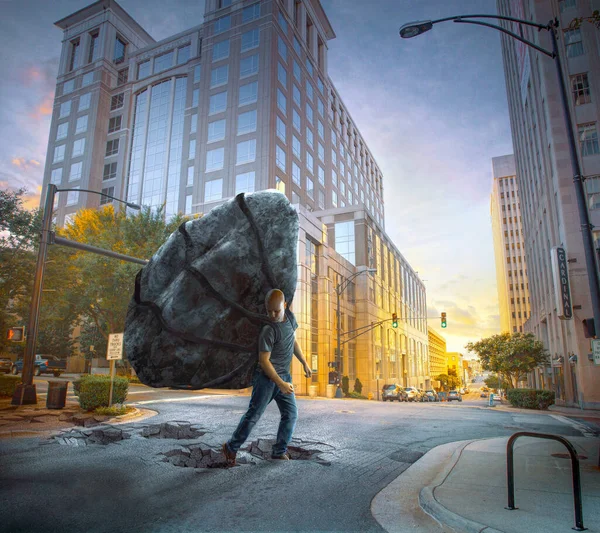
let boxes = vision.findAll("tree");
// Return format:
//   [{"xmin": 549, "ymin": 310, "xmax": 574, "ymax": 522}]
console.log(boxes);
[
  {"xmin": 484, "ymin": 374, "xmax": 502, "ymax": 391},
  {"xmin": 434, "ymin": 373, "xmax": 461, "ymax": 391},
  {"xmin": 569, "ymin": 10, "xmax": 600, "ymax": 30},
  {"xmin": 465, "ymin": 332, "xmax": 549, "ymax": 389}
]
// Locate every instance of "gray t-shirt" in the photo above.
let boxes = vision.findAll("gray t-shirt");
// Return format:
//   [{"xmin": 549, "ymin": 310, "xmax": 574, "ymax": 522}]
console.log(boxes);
[{"xmin": 258, "ymin": 310, "xmax": 298, "ymax": 375}]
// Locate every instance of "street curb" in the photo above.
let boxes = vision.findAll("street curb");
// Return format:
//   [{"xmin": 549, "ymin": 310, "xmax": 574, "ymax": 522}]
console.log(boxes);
[{"xmin": 418, "ymin": 440, "xmax": 505, "ymax": 533}]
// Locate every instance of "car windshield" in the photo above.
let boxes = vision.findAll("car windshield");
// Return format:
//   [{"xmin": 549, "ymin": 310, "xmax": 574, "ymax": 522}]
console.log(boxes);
[{"xmin": 383, "ymin": 385, "xmax": 395, "ymax": 390}]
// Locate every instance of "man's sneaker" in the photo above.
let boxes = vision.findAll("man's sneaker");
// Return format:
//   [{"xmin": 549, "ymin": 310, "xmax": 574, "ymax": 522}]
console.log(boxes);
[
  {"xmin": 271, "ymin": 452, "xmax": 291, "ymax": 460},
  {"xmin": 222, "ymin": 443, "xmax": 237, "ymax": 465}
]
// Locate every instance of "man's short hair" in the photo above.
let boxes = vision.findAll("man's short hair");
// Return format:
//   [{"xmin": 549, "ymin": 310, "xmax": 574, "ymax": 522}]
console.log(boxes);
[{"xmin": 265, "ymin": 288, "xmax": 285, "ymax": 307}]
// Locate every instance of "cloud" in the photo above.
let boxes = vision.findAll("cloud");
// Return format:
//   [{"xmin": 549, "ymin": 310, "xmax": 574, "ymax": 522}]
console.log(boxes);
[{"xmin": 29, "ymin": 90, "xmax": 55, "ymax": 120}]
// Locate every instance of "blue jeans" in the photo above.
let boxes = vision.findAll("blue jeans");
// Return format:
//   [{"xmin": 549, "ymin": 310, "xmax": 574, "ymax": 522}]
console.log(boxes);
[{"xmin": 227, "ymin": 369, "xmax": 298, "ymax": 456}]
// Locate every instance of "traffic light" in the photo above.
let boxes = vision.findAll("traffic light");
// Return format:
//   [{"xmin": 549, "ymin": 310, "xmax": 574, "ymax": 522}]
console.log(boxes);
[
  {"xmin": 441, "ymin": 312, "xmax": 447, "ymax": 328},
  {"xmin": 6, "ymin": 327, "xmax": 25, "ymax": 342},
  {"xmin": 392, "ymin": 313, "xmax": 398, "ymax": 328}
]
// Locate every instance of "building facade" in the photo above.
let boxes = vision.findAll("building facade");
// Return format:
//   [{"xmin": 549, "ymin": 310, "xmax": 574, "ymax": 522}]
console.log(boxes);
[
  {"xmin": 497, "ymin": 0, "xmax": 600, "ymax": 408},
  {"xmin": 427, "ymin": 326, "xmax": 447, "ymax": 387},
  {"xmin": 490, "ymin": 154, "xmax": 531, "ymax": 334},
  {"xmin": 445, "ymin": 352, "xmax": 463, "ymax": 378},
  {"xmin": 44, "ymin": 0, "xmax": 429, "ymax": 397}
]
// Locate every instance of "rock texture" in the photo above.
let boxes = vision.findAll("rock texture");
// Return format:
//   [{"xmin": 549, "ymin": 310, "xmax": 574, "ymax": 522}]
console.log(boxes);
[{"xmin": 124, "ymin": 191, "xmax": 298, "ymax": 389}]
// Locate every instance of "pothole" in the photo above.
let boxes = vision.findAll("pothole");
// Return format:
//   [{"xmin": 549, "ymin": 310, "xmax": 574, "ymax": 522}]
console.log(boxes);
[
  {"xmin": 141, "ymin": 421, "xmax": 206, "ymax": 439},
  {"xmin": 388, "ymin": 448, "xmax": 424, "ymax": 463},
  {"xmin": 53, "ymin": 426, "xmax": 132, "ymax": 446},
  {"xmin": 243, "ymin": 437, "xmax": 334, "ymax": 465},
  {"xmin": 158, "ymin": 445, "xmax": 249, "ymax": 468}
]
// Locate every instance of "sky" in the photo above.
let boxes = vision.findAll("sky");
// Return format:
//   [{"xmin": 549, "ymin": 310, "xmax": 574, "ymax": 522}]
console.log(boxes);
[{"xmin": 0, "ymin": 0, "xmax": 514, "ymax": 356}]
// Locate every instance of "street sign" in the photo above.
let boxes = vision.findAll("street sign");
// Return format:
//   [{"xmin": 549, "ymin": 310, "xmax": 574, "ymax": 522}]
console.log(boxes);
[
  {"xmin": 592, "ymin": 339, "xmax": 600, "ymax": 366},
  {"xmin": 106, "ymin": 333, "xmax": 124, "ymax": 360},
  {"xmin": 551, "ymin": 247, "xmax": 573, "ymax": 320}
]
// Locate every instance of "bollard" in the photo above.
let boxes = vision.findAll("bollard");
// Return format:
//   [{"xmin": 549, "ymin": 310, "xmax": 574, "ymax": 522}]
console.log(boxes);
[{"xmin": 489, "ymin": 393, "xmax": 495, "ymax": 407}]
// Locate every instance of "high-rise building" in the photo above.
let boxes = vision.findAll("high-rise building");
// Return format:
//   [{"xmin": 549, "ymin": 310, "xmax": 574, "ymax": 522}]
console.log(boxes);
[
  {"xmin": 44, "ymin": 0, "xmax": 429, "ymax": 397},
  {"xmin": 490, "ymin": 154, "xmax": 531, "ymax": 334},
  {"xmin": 427, "ymin": 326, "xmax": 447, "ymax": 386},
  {"xmin": 497, "ymin": 0, "xmax": 600, "ymax": 409}
]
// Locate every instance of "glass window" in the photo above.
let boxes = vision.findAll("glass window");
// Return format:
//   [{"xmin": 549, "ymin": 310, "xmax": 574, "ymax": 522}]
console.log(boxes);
[
  {"xmin": 318, "ymin": 98, "xmax": 324, "ymax": 116},
  {"xmin": 306, "ymin": 150, "xmax": 314, "ymax": 172},
  {"xmin": 59, "ymin": 101, "xmax": 71, "ymax": 118},
  {"xmin": 293, "ymin": 109, "xmax": 301, "ymax": 131},
  {"xmin": 63, "ymin": 79, "xmax": 75, "ymax": 94},
  {"xmin": 189, "ymin": 139, "xmax": 196, "ymax": 160},
  {"xmin": 585, "ymin": 176, "xmax": 600, "ymax": 210},
  {"xmin": 66, "ymin": 187, "xmax": 79, "ymax": 206},
  {"xmin": 292, "ymin": 191, "xmax": 300, "ymax": 204},
  {"xmin": 103, "ymin": 162, "xmax": 117, "ymax": 181},
  {"xmin": 348, "ymin": 189, "xmax": 353, "ymax": 204},
  {"xmin": 213, "ymin": 39, "xmax": 230, "ymax": 62},
  {"xmin": 306, "ymin": 80, "xmax": 313, "ymax": 101},
  {"xmin": 177, "ymin": 44, "xmax": 191, "ymax": 65},
  {"xmin": 331, "ymin": 130, "xmax": 337, "ymax": 146},
  {"xmin": 305, "ymin": 57, "xmax": 314, "ymax": 76},
  {"xmin": 276, "ymin": 177, "xmax": 285, "ymax": 194},
  {"xmin": 138, "ymin": 60, "xmax": 151, "ymax": 79},
  {"xmin": 293, "ymin": 37, "xmax": 301, "ymax": 55},
  {"xmin": 276, "ymin": 144, "xmax": 286, "ymax": 171},
  {"xmin": 307, "ymin": 176, "xmax": 314, "ymax": 199},
  {"xmin": 73, "ymin": 138, "xmax": 86, "ymax": 157},
  {"xmin": 278, "ymin": 36, "xmax": 287, "ymax": 61},
  {"xmin": 206, "ymin": 147, "xmax": 225, "ymax": 171},
  {"xmin": 79, "ymin": 93, "xmax": 91, "ymax": 111},
  {"xmin": 306, "ymin": 126, "xmax": 313, "ymax": 148},
  {"xmin": 317, "ymin": 77, "xmax": 324, "ymax": 94},
  {"xmin": 190, "ymin": 113, "xmax": 197, "ymax": 134},
  {"xmin": 194, "ymin": 64, "xmax": 201, "ymax": 83},
  {"xmin": 88, "ymin": 31, "xmax": 99, "ymax": 63},
  {"xmin": 214, "ymin": 15, "xmax": 231, "ymax": 35},
  {"xmin": 332, "ymin": 168, "xmax": 337, "ymax": 186},
  {"xmin": 318, "ymin": 165, "xmax": 324, "ymax": 185},
  {"xmin": 75, "ymin": 115, "xmax": 88, "ymax": 134},
  {"xmin": 242, "ymin": 3, "xmax": 260, "ymax": 22},
  {"xmin": 208, "ymin": 118, "xmax": 226, "ymax": 142},
  {"xmin": 293, "ymin": 84, "xmax": 301, "ymax": 106},
  {"xmin": 318, "ymin": 120, "xmax": 324, "ymax": 139},
  {"xmin": 571, "ymin": 73, "xmax": 591, "ymax": 105},
  {"xmin": 192, "ymin": 88, "xmax": 199, "ymax": 107},
  {"xmin": 114, "ymin": 36, "xmax": 127, "ymax": 63},
  {"xmin": 241, "ymin": 29, "xmax": 260, "ymax": 51},
  {"xmin": 278, "ymin": 62, "xmax": 287, "ymax": 86},
  {"xmin": 236, "ymin": 171, "xmax": 255, "ymax": 194},
  {"xmin": 335, "ymin": 221, "xmax": 355, "ymax": 265},
  {"xmin": 108, "ymin": 115, "xmax": 121, "ymax": 133},
  {"xmin": 292, "ymin": 135, "xmax": 301, "ymax": 159},
  {"xmin": 69, "ymin": 161, "xmax": 83, "ymax": 182},
  {"xmin": 209, "ymin": 91, "xmax": 227, "ymax": 114},
  {"xmin": 293, "ymin": 60, "xmax": 301, "ymax": 81},
  {"xmin": 205, "ymin": 178, "xmax": 223, "ymax": 201},
  {"xmin": 238, "ymin": 109, "xmax": 257, "ymax": 134},
  {"xmin": 240, "ymin": 54, "xmax": 259, "ymax": 77},
  {"xmin": 236, "ymin": 138, "xmax": 256, "ymax": 164},
  {"xmin": 318, "ymin": 142, "xmax": 324, "ymax": 162},
  {"xmin": 318, "ymin": 189, "xmax": 325, "ymax": 209},
  {"xmin": 239, "ymin": 81, "xmax": 258, "ymax": 106},
  {"xmin": 292, "ymin": 162, "xmax": 301, "ymax": 186},
  {"xmin": 564, "ymin": 29, "xmax": 583, "ymax": 57},
  {"xmin": 69, "ymin": 38, "xmax": 80, "ymax": 71},
  {"xmin": 276, "ymin": 116, "xmax": 286, "ymax": 142},
  {"xmin": 111, "ymin": 93, "xmax": 124, "ymax": 110},
  {"xmin": 185, "ymin": 194, "xmax": 192, "ymax": 214},
  {"xmin": 277, "ymin": 88, "xmax": 287, "ymax": 115},
  {"xmin": 211, "ymin": 64, "xmax": 229, "ymax": 87},
  {"xmin": 51, "ymin": 167, "xmax": 63, "ymax": 185},
  {"xmin": 559, "ymin": 0, "xmax": 576, "ymax": 12},
  {"xmin": 278, "ymin": 11, "xmax": 287, "ymax": 31},
  {"xmin": 56, "ymin": 122, "xmax": 68, "ymax": 141},
  {"xmin": 578, "ymin": 122, "xmax": 599, "ymax": 156},
  {"xmin": 306, "ymin": 103, "xmax": 313, "ymax": 124},
  {"xmin": 81, "ymin": 72, "xmax": 94, "ymax": 87},
  {"xmin": 187, "ymin": 166, "xmax": 194, "ymax": 186},
  {"xmin": 154, "ymin": 50, "xmax": 173, "ymax": 73},
  {"xmin": 332, "ymin": 189, "xmax": 337, "ymax": 207}
]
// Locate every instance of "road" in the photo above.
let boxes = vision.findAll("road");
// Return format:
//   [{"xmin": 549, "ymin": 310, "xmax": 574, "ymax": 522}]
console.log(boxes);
[{"xmin": 1, "ymin": 376, "xmax": 596, "ymax": 533}]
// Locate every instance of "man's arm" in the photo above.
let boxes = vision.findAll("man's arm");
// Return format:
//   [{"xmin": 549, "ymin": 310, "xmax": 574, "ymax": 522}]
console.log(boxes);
[
  {"xmin": 293, "ymin": 339, "xmax": 312, "ymax": 378},
  {"xmin": 259, "ymin": 351, "xmax": 294, "ymax": 394}
]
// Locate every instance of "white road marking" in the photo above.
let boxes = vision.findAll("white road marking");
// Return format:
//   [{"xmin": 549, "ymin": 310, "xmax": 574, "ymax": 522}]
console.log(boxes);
[
  {"xmin": 549, "ymin": 414, "xmax": 595, "ymax": 437},
  {"xmin": 129, "ymin": 395, "xmax": 231, "ymax": 405}
]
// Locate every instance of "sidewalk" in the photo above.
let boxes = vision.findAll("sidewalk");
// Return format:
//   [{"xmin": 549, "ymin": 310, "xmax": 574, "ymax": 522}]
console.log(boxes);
[{"xmin": 373, "ymin": 436, "xmax": 600, "ymax": 533}]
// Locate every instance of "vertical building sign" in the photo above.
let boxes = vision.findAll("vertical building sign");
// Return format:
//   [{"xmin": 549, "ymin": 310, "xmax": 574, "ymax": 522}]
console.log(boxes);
[
  {"xmin": 510, "ymin": 0, "xmax": 531, "ymax": 106},
  {"xmin": 551, "ymin": 247, "xmax": 573, "ymax": 320}
]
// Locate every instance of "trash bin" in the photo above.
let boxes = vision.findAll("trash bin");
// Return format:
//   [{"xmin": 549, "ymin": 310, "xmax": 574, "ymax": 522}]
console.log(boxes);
[{"xmin": 47, "ymin": 380, "xmax": 69, "ymax": 409}]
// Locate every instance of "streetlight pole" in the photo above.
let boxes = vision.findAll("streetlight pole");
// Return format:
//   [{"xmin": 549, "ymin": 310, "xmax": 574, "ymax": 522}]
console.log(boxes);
[
  {"xmin": 399, "ymin": 14, "xmax": 600, "ymax": 337},
  {"xmin": 12, "ymin": 184, "xmax": 141, "ymax": 406},
  {"xmin": 334, "ymin": 267, "xmax": 376, "ymax": 398}
]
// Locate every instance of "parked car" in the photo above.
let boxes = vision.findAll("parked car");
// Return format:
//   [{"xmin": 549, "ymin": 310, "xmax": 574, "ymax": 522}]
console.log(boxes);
[
  {"xmin": 424, "ymin": 389, "xmax": 439, "ymax": 402},
  {"xmin": 11, "ymin": 354, "xmax": 66, "ymax": 377},
  {"xmin": 382, "ymin": 384, "xmax": 408, "ymax": 402},
  {"xmin": 0, "ymin": 357, "xmax": 13, "ymax": 374},
  {"xmin": 437, "ymin": 391, "xmax": 448, "ymax": 402},
  {"xmin": 480, "ymin": 392, "xmax": 488, "ymax": 398},
  {"xmin": 404, "ymin": 387, "xmax": 421, "ymax": 402},
  {"xmin": 448, "ymin": 390, "xmax": 463, "ymax": 402}
]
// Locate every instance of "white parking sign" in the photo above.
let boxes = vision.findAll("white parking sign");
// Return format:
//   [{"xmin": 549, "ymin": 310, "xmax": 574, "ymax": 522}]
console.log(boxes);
[
  {"xmin": 106, "ymin": 333, "xmax": 124, "ymax": 361},
  {"xmin": 592, "ymin": 339, "xmax": 600, "ymax": 366}
]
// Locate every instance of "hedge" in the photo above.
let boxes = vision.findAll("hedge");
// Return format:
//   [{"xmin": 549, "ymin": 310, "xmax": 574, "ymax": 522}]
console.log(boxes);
[
  {"xmin": 506, "ymin": 388, "xmax": 555, "ymax": 410},
  {"xmin": 73, "ymin": 375, "xmax": 129, "ymax": 411},
  {"xmin": 0, "ymin": 375, "xmax": 20, "ymax": 397}
]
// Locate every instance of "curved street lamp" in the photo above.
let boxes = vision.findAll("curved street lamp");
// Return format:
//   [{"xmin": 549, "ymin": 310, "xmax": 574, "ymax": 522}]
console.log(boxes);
[
  {"xmin": 12, "ymin": 184, "xmax": 142, "ymax": 406},
  {"xmin": 334, "ymin": 267, "xmax": 377, "ymax": 398},
  {"xmin": 399, "ymin": 13, "xmax": 600, "ymax": 338}
]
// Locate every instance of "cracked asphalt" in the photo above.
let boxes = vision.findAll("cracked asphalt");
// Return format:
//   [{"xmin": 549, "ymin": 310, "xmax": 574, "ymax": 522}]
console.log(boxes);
[{"xmin": 0, "ymin": 395, "xmax": 586, "ymax": 533}]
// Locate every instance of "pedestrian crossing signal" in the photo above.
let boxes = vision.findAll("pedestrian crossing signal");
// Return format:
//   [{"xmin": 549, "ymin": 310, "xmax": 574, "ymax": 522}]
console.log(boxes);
[
  {"xmin": 7, "ymin": 327, "xmax": 25, "ymax": 342},
  {"xmin": 441, "ymin": 312, "xmax": 447, "ymax": 328},
  {"xmin": 392, "ymin": 313, "xmax": 398, "ymax": 328}
]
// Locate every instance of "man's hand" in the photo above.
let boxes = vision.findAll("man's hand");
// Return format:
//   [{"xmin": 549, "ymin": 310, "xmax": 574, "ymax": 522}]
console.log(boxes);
[
  {"xmin": 303, "ymin": 362, "xmax": 312, "ymax": 378},
  {"xmin": 278, "ymin": 381, "xmax": 294, "ymax": 395}
]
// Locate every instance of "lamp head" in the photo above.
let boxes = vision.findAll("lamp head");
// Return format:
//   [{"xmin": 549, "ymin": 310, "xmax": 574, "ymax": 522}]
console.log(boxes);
[
  {"xmin": 399, "ymin": 20, "xmax": 433, "ymax": 38},
  {"xmin": 126, "ymin": 202, "xmax": 142, "ymax": 210},
  {"xmin": 367, "ymin": 268, "xmax": 377, "ymax": 273}
]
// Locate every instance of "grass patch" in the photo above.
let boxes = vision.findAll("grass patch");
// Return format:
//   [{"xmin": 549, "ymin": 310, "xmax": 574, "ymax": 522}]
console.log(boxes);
[{"xmin": 94, "ymin": 405, "xmax": 135, "ymax": 417}]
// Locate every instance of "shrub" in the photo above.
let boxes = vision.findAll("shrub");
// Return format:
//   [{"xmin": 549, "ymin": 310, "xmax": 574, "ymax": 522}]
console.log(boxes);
[
  {"xmin": 346, "ymin": 391, "xmax": 368, "ymax": 400},
  {"xmin": 0, "ymin": 375, "xmax": 20, "ymax": 397},
  {"xmin": 354, "ymin": 378, "xmax": 363, "ymax": 394},
  {"xmin": 75, "ymin": 375, "xmax": 129, "ymax": 411},
  {"xmin": 506, "ymin": 388, "xmax": 555, "ymax": 410},
  {"xmin": 341, "ymin": 375, "xmax": 350, "ymax": 396}
]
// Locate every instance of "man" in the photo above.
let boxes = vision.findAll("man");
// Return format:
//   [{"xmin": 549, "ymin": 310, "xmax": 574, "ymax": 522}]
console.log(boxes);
[{"xmin": 222, "ymin": 288, "xmax": 311, "ymax": 464}]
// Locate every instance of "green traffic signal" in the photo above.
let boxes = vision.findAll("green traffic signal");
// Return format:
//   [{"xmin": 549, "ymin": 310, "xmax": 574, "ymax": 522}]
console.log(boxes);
[
  {"xmin": 392, "ymin": 312, "xmax": 398, "ymax": 328},
  {"xmin": 441, "ymin": 312, "xmax": 447, "ymax": 328}
]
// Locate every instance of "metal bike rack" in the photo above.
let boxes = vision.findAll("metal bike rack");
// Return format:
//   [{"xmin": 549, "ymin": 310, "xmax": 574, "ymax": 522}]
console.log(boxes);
[{"xmin": 505, "ymin": 431, "xmax": 587, "ymax": 531}]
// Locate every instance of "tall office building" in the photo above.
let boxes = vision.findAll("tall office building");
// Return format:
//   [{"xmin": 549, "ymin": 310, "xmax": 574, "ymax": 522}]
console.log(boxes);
[
  {"xmin": 497, "ymin": 0, "xmax": 600, "ymax": 408},
  {"xmin": 43, "ymin": 0, "xmax": 429, "ymax": 396},
  {"xmin": 427, "ymin": 326, "xmax": 447, "ymax": 386},
  {"xmin": 490, "ymin": 154, "xmax": 531, "ymax": 335}
]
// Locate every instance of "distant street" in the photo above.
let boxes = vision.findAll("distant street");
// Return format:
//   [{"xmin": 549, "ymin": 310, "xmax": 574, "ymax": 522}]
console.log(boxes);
[{"xmin": 1, "ymin": 379, "xmax": 597, "ymax": 533}]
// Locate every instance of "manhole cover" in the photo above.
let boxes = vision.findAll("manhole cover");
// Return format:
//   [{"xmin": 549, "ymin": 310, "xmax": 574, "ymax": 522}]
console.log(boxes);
[
  {"xmin": 335, "ymin": 410, "xmax": 355, "ymax": 414},
  {"xmin": 551, "ymin": 453, "xmax": 587, "ymax": 460}
]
